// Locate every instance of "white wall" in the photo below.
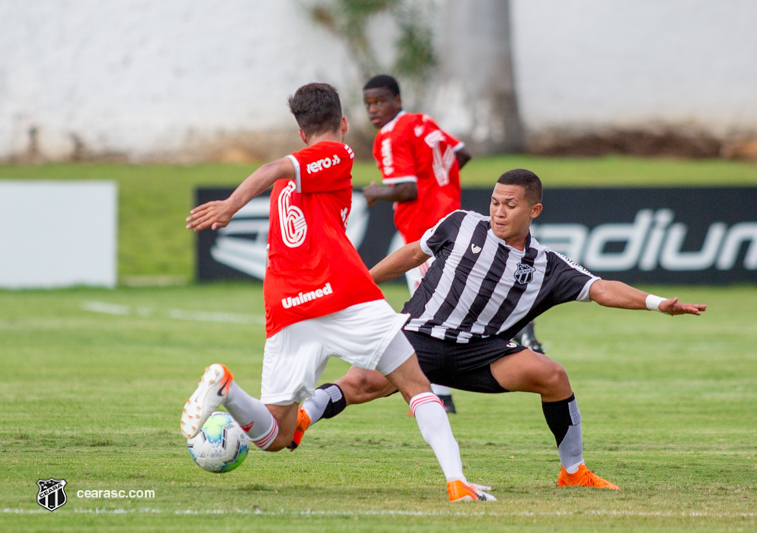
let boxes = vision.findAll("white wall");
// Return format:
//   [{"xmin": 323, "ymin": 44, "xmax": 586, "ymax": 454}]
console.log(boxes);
[
  {"xmin": 0, "ymin": 0, "xmax": 359, "ymax": 161},
  {"xmin": 511, "ymin": 0, "xmax": 757, "ymax": 134},
  {"xmin": 0, "ymin": 0, "xmax": 755, "ymax": 161}
]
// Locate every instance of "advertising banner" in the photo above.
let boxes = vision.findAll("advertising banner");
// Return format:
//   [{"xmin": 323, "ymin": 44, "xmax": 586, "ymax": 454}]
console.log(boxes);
[
  {"xmin": 0, "ymin": 181, "xmax": 117, "ymax": 288},
  {"xmin": 196, "ymin": 187, "xmax": 757, "ymax": 285}
]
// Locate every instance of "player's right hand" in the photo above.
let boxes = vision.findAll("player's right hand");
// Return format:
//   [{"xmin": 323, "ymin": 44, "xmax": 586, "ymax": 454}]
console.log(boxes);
[
  {"xmin": 362, "ymin": 182, "xmax": 381, "ymax": 207},
  {"xmin": 186, "ymin": 200, "xmax": 234, "ymax": 232}
]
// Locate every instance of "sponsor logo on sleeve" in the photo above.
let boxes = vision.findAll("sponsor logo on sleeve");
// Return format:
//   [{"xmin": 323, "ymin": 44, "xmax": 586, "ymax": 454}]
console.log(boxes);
[
  {"xmin": 381, "ymin": 138, "xmax": 394, "ymax": 175},
  {"xmin": 306, "ymin": 154, "xmax": 341, "ymax": 174}
]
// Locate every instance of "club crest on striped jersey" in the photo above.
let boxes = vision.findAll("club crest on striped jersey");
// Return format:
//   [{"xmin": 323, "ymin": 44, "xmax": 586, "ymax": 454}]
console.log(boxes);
[
  {"xmin": 37, "ymin": 478, "xmax": 67, "ymax": 512},
  {"xmin": 514, "ymin": 263, "xmax": 536, "ymax": 284}
]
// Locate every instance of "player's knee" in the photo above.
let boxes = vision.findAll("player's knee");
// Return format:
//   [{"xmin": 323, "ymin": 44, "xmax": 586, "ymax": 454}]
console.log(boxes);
[
  {"xmin": 538, "ymin": 359, "xmax": 569, "ymax": 391},
  {"xmin": 339, "ymin": 369, "xmax": 390, "ymax": 404}
]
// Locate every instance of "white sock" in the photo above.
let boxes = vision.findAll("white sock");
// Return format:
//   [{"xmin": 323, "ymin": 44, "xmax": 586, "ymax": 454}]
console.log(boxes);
[
  {"xmin": 431, "ymin": 384, "xmax": 452, "ymax": 396},
  {"xmin": 410, "ymin": 392, "xmax": 466, "ymax": 483},
  {"xmin": 224, "ymin": 381, "xmax": 279, "ymax": 450},
  {"xmin": 302, "ymin": 386, "xmax": 338, "ymax": 425}
]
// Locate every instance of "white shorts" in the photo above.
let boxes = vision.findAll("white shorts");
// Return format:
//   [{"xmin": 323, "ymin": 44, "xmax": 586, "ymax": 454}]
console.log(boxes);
[{"xmin": 260, "ymin": 300, "xmax": 414, "ymax": 405}]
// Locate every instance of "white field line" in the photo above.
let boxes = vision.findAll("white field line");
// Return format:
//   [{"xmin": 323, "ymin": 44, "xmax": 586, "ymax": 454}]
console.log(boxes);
[
  {"xmin": 2, "ymin": 508, "xmax": 755, "ymax": 518},
  {"xmin": 81, "ymin": 301, "xmax": 265, "ymax": 325}
]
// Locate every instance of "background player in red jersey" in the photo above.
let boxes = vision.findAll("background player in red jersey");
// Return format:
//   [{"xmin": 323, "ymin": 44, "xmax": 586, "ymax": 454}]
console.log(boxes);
[
  {"xmin": 181, "ymin": 83, "xmax": 494, "ymax": 502},
  {"xmin": 361, "ymin": 74, "xmax": 469, "ymax": 412},
  {"xmin": 359, "ymin": 75, "xmax": 544, "ymax": 412}
]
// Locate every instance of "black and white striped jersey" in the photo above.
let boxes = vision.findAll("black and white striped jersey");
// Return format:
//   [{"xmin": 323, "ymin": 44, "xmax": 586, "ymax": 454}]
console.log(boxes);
[{"xmin": 402, "ymin": 210, "xmax": 600, "ymax": 343}]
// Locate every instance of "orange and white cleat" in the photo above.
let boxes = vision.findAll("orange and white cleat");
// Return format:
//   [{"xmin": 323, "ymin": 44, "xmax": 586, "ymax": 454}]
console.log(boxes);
[
  {"xmin": 447, "ymin": 480, "xmax": 496, "ymax": 502},
  {"xmin": 558, "ymin": 464, "xmax": 619, "ymax": 490},
  {"xmin": 288, "ymin": 406, "xmax": 311, "ymax": 451},
  {"xmin": 180, "ymin": 364, "xmax": 233, "ymax": 439}
]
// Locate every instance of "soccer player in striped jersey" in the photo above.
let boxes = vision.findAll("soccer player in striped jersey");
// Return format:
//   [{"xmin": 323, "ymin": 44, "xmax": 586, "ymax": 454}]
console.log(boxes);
[
  {"xmin": 181, "ymin": 83, "xmax": 494, "ymax": 502},
  {"xmin": 293, "ymin": 168, "xmax": 706, "ymax": 490},
  {"xmin": 361, "ymin": 75, "xmax": 545, "ymax": 412}
]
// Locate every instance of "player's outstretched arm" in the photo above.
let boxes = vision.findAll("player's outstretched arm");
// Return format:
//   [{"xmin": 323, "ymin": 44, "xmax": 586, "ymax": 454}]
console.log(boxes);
[
  {"xmin": 362, "ymin": 181, "xmax": 417, "ymax": 207},
  {"xmin": 588, "ymin": 280, "xmax": 706, "ymax": 316},
  {"xmin": 186, "ymin": 158, "xmax": 295, "ymax": 232},
  {"xmin": 370, "ymin": 241, "xmax": 430, "ymax": 284}
]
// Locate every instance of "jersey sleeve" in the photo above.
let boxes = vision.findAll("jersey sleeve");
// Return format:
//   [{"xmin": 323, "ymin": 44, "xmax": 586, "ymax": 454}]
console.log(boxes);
[
  {"xmin": 419, "ymin": 210, "xmax": 467, "ymax": 256},
  {"xmin": 545, "ymin": 251, "xmax": 600, "ymax": 304},
  {"xmin": 288, "ymin": 143, "xmax": 354, "ymax": 193},
  {"xmin": 377, "ymin": 128, "xmax": 417, "ymax": 185},
  {"xmin": 421, "ymin": 114, "xmax": 464, "ymax": 152}
]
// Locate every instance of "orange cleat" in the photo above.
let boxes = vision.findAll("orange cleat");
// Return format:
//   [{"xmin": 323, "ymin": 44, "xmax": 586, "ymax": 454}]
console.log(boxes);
[
  {"xmin": 288, "ymin": 406, "xmax": 311, "ymax": 451},
  {"xmin": 447, "ymin": 480, "xmax": 496, "ymax": 502},
  {"xmin": 558, "ymin": 464, "xmax": 619, "ymax": 490}
]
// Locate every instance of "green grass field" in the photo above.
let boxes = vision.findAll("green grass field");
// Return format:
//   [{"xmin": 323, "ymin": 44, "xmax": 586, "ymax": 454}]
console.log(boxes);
[
  {"xmin": 2, "ymin": 158, "xmax": 755, "ymax": 530},
  {"xmin": 1, "ymin": 283, "xmax": 755, "ymax": 532}
]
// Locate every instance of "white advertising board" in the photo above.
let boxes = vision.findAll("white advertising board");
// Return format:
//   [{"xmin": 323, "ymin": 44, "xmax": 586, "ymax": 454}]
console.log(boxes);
[{"xmin": 0, "ymin": 181, "xmax": 117, "ymax": 288}]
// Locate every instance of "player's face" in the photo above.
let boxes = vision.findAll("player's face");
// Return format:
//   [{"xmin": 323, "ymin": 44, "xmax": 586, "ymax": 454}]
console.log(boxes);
[
  {"xmin": 363, "ymin": 88, "xmax": 401, "ymax": 129},
  {"xmin": 489, "ymin": 183, "xmax": 542, "ymax": 244}
]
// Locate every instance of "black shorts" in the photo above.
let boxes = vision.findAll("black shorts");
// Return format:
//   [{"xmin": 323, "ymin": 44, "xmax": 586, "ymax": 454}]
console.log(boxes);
[{"xmin": 404, "ymin": 331, "xmax": 526, "ymax": 394}]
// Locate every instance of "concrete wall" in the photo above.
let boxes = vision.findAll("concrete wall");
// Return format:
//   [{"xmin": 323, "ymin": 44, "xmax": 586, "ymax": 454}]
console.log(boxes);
[
  {"xmin": 510, "ymin": 0, "xmax": 757, "ymax": 135},
  {"xmin": 1, "ymin": 0, "xmax": 755, "ymax": 162}
]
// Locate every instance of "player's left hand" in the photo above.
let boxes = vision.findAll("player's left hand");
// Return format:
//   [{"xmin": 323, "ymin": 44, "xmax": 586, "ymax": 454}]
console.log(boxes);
[
  {"xmin": 186, "ymin": 200, "xmax": 234, "ymax": 232},
  {"xmin": 658, "ymin": 298, "xmax": 707, "ymax": 316}
]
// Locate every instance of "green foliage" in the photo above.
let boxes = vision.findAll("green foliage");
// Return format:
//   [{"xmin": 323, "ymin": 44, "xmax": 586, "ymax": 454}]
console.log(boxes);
[
  {"xmin": 0, "ymin": 284, "xmax": 755, "ymax": 531},
  {"xmin": 305, "ymin": 0, "xmax": 436, "ymax": 82}
]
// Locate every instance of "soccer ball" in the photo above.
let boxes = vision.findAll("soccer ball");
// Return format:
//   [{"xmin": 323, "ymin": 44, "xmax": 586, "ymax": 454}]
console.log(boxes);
[{"xmin": 187, "ymin": 411, "xmax": 249, "ymax": 473}]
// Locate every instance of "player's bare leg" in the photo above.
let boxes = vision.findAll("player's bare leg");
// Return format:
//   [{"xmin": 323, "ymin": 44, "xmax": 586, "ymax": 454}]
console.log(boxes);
[
  {"xmin": 289, "ymin": 368, "xmax": 393, "ymax": 450},
  {"xmin": 261, "ymin": 403, "xmax": 300, "ymax": 451},
  {"xmin": 490, "ymin": 350, "xmax": 619, "ymax": 489},
  {"xmin": 216, "ymin": 374, "xmax": 298, "ymax": 452}
]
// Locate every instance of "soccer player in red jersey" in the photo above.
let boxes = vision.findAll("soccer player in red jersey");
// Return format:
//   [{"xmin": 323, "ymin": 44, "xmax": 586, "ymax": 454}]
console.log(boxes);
[
  {"xmin": 181, "ymin": 83, "xmax": 494, "ymax": 502},
  {"xmin": 361, "ymin": 75, "xmax": 470, "ymax": 412}
]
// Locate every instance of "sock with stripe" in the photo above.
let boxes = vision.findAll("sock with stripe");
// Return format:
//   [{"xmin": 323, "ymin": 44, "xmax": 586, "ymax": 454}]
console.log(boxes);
[
  {"xmin": 542, "ymin": 394, "xmax": 584, "ymax": 473},
  {"xmin": 410, "ymin": 392, "xmax": 466, "ymax": 483},
  {"xmin": 223, "ymin": 381, "xmax": 279, "ymax": 450},
  {"xmin": 301, "ymin": 383, "xmax": 346, "ymax": 425}
]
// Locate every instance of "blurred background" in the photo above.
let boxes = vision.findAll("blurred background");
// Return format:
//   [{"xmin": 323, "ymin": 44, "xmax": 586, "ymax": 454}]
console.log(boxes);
[
  {"xmin": 0, "ymin": 0, "xmax": 756, "ymax": 287},
  {"xmin": 2, "ymin": 0, "xmax": 756, "ymax": 163}
]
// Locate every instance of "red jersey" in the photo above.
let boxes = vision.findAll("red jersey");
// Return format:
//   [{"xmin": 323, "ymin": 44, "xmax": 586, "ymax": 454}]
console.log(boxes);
[
  {"xmin": 264, "ymin": 141, "xmax": 384, "ymax": 337},
  {"xmin": 372, "ymin": 111, "xmax": 464, "ymax": 243}
]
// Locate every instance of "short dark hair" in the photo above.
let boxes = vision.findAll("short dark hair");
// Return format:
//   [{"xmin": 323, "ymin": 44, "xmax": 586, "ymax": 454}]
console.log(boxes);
[
  {"xmin": 497, "ymin": 169, "xmax": 543, "ymax": 204},
  {"xmin": 287, "ymin": 83, "xmax": 343, "ymax": 137},
  {"xmin": 363, "ymin": 74, "xmax": 400, "ymax": 97}
]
